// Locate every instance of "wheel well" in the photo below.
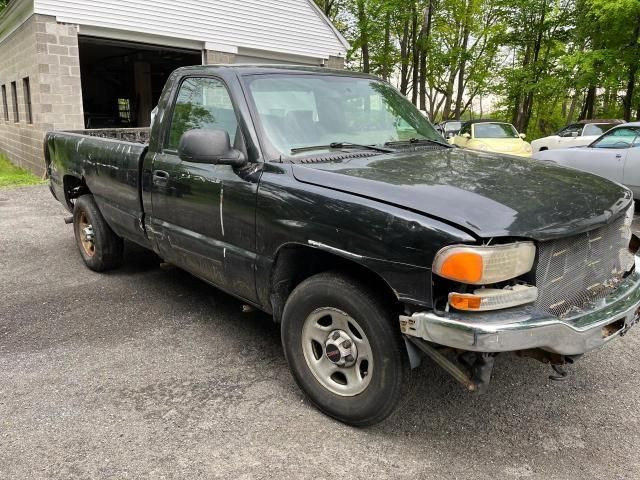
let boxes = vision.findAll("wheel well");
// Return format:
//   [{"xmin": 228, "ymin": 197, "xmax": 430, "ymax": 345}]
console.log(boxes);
[
  {"xmin": 269, "ymin": 244, "xmax": 400, "ymax": 323},
  {"xmin": 63, "ymin": 175, "xmax": 90, "ymax": 210}
]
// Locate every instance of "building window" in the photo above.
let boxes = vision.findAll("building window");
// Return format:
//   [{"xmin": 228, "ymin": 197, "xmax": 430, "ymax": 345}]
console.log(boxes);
[
  {"xmin": 10, "ymin": 81, "xmax": 19, "ymax": 123},
  {"xmin": 118, "ymin": 98, "xmax": 131, "ymax": 124},
  {"xmin": 1, "ymin": 85, "xmax": 8, "ymax": 122},
  {"xmin": 23, "ymin": 77, "xmax": 32, "ymax": 124}
]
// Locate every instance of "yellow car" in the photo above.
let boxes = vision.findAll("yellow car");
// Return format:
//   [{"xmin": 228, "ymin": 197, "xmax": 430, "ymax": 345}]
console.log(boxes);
[{"xmin": 452, "ymin": 120, "xmax": 533, "ymax": 157}]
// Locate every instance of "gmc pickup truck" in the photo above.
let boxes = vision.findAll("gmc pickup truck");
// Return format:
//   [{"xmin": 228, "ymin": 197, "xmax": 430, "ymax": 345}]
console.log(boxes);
[{"xmin": 46, "ymin": 65, "xmax": 640, "ymax": 426}]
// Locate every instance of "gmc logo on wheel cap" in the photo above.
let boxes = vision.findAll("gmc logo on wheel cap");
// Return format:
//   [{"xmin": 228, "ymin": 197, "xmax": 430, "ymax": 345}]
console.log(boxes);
[{"xmin": 326, "ymin": 344, "xmax": 341, "ymax": 362}]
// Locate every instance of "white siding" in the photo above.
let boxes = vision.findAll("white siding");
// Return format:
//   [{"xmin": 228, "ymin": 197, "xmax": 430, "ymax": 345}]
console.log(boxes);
[{"xmin": 33, "ymin": 0, "xmax": 347, "ymax": 60}]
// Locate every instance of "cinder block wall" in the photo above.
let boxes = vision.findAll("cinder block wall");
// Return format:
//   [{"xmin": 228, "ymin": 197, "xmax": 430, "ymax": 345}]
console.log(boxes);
[
  {"xmin": 0, "ymin": 14, "xmax": 84, "ymax": 175},
  {"xmin": 325, "ymin": 56, "xmax": 344, "ymax": 69},
  {"xmin": 204, "ymin": 49, "xmax": 237, "ymax": 65}
]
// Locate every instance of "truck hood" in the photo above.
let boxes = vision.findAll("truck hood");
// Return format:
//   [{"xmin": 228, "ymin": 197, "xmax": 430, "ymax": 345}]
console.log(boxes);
[{"xmin": 291, "ymin": 148, "xmax": 632, "ymax": 241}]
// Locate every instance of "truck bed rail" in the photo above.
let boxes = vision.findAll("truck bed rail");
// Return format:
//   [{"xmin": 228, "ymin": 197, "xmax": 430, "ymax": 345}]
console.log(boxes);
[{"xmin": 64, "ymin": 128, "xmax": 150, "ymax": 144}]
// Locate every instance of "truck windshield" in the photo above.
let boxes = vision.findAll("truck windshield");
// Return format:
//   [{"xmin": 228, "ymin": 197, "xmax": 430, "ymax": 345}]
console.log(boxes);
[{"xmin": 244, "ymin": 74, "xmax": 443, "ymax": 157}]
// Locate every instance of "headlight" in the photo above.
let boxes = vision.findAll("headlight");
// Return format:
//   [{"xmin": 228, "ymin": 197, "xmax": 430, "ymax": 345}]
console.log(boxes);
[{"xmin": 433, "ymin": 242, "xmax": 536, "ymax": 285}]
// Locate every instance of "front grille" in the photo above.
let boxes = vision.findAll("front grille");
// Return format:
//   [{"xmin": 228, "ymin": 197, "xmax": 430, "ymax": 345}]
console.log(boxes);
[{"xmin": 535, "ymin": 206, "xmax": 635, "ymax": 318}]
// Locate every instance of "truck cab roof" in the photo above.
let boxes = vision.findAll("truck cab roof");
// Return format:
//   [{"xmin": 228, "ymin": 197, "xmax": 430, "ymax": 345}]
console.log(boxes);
[{"xmin": 171, "ymin": 64, "xmax": 378, "ymax": 79}]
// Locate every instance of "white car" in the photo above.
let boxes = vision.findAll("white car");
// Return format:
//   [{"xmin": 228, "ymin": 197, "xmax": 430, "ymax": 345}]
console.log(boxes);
[
  {"xmin": 531, "ymin": 120, "xmax": 623, "ymax": 153},
  {"xmin": 534, "ymin": 122, "xmax": 640, "ymax": 197}
]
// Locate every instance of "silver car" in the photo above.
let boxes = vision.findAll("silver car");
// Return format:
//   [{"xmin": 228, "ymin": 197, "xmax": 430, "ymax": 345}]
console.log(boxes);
[{"xmin": 534, "ymin": 122, "xmax": 640, "ymax": 197}]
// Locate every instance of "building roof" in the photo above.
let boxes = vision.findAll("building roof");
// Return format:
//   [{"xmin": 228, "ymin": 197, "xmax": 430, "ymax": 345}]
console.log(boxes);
[{"xmin": 1, "ymin": 0, "xmax": 348, "ymax": 61}]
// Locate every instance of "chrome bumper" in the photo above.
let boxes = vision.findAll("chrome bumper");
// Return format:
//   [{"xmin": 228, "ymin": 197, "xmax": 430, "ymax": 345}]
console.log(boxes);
[{"xmin": 400, "ymin": 258, "xmax": 640, "ymax": 355}]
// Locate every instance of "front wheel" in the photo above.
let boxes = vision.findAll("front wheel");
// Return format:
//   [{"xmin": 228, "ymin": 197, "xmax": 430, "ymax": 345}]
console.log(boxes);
[{"xmin": 281, "ymin": 272, "xmax": 408, "ymax": 426}]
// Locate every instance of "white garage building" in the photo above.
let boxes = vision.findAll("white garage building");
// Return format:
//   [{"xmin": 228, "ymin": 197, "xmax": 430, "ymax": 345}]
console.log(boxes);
[{"xmin": 0, "ymin": 0, "xmax": 347, "ymax": 173}]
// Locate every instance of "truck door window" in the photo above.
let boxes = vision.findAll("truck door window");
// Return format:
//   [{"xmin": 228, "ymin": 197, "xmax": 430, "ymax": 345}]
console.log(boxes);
[{"xmin": 167, "ymin": 77, "xmax": 237, "ymax": 151}]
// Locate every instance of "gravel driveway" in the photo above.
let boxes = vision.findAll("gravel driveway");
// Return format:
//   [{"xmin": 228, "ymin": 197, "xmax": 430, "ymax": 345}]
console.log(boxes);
[{"xmin": 1, "ymin": 185, "xmax": 639, "ymax": 479}]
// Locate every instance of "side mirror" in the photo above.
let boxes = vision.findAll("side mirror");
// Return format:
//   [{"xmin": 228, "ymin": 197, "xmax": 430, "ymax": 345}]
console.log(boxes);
[
  {"xmin": 447, "ymin": 132, "xmax": 455, "ymax": 138},
  {"xmin": 519, "ymin": 133, "xmax": 526, "ymax": 139},
  {"xmin": 178, "ymin": 129, "xmax": 246, "ymax": 166},
  {"xmin": 463, "ymin": 133, "xmax": 471, "ymax": 139},
  {"xmin": 570, "ymin": 131, "xmax": 579, "ymax": 138}
]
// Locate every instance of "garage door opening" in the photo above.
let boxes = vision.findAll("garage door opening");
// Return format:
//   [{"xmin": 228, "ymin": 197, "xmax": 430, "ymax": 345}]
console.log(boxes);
[{"xmin": 78, "ymin": 37, "xmax": 201, "ymax": 128}]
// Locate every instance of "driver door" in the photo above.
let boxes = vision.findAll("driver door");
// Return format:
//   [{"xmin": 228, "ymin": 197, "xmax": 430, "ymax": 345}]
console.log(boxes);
[
  {"xmin": 150, "ymin": 76, "xmax": 259, "ymax": 302},
  {"xmin": 567, "ymin": 127, "xmax": 638, "ymax": 183}
]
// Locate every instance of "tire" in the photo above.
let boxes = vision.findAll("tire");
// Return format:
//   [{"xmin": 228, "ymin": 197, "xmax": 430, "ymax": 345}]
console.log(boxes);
[
  {"xmin": 73, "ymin": 194, "xmax": 123, "ymax": 272},
  {"xmin": 281, "ymin": 272, "xmax": 408, "ymax": 426}
]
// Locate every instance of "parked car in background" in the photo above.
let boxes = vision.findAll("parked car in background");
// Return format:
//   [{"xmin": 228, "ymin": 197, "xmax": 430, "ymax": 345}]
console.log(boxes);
[
  {"xmin": 531, "ymin": 119, "xmax": 624, "ymax": 153},
  {"xmin": 451, "ymin": 120, "xmax": 532, "ymax": 157},
  {"xmin": 436, "ymin": 120, "xmax": 463, "ymax": 140},
  {"xmin": 534, "ymin": 122, "xmax": 640, "ymax": 197}
]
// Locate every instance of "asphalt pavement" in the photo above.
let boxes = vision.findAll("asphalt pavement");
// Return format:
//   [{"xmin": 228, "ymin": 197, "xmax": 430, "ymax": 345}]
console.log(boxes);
[{"xmin": 1, "ymin": 185, "xmax": 639, "ymax": 479}]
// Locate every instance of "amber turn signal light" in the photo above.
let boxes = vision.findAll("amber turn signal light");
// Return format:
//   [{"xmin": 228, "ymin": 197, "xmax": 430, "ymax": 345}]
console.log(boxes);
[
  {"xmin": 449, "ymin": 293, "xmax": 482, "ymax": 310},
  {"xmin": 438, "ymin": 252, "xmax": 483, "ymax": 284},
  {"xmin": 448, "ymin": 285, "xmax": 538, "ymax": 311}
]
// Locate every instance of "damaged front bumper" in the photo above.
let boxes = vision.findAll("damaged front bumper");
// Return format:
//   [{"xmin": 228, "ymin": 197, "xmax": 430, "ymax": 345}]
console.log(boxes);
[{"xmin": 400, "ymin": 257, "xmax": 640, "ymax": 356}]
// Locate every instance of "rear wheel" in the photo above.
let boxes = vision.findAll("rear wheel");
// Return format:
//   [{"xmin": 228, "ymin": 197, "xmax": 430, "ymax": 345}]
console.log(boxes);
[
  {"xmin": 73, "ymin": 195, "xmax": 123, "ymax": 272},
  {"xmin": 281, "ymin": 272, "xmax": 408, "ymax": 426}
]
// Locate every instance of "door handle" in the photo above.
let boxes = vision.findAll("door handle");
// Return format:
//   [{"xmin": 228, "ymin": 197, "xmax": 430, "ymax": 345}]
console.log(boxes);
[
  {"xmin": 153, "ymin": 170, "xmax": 169, "ymax": 186},
  {"xmin": 616, "ymin": 154, "xmax": 622, "ymax": 159}
]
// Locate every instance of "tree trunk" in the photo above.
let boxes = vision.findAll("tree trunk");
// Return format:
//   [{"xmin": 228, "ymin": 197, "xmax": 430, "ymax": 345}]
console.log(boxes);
[
  {"xmin": 624, "ymin": 70, "xmax": 636, "ymax": 121},
  {"xmin": 454, "ymin": 0, "xmax": 472, "ymax": 118},
  {"xmin": 624, "ymin": 22, "xmax": 640, "ymax": 121},
  {"xmin": 418, "ymin": 2, "xmax": 433, "ymax": 111},
  {"xmin": 441, "ymin": 73, "xmax": 457, "ymax": 121},
  {"xmin": 513, "ymin": 45, "xmax": 531, "ymax": 129},
  {"xmin": 566, "ymin": 91, "xmax": 579, "ymax": 123},
  {"xmin": 357, "ymin": 0, "xmax": 369, "ymax": 73},
  {"xmin": 520, "ymin": 0, "xmax": 548, "ymax": 132},
  {"xmin": 411, "ymin": 4, "xmax": 419, "ymax": 105},
  {"xmin": 399, "ymin": 16, "xmax": 410, "ymax": 95},
  {"xmin": 382, "ymin": 10, "xmax": 391, "ymax": 81},
  {"xmin": 602, "ymin": 87, "xmax": 610, "ymax": 116},
  {"xmin": 579, "ymin": 85, "xmax": 596, "ymax": 120}
]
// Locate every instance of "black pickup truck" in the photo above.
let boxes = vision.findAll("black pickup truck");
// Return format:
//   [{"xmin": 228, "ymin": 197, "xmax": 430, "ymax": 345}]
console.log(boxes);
[{"xmin": 46, "ymin": 65, "xmax": 640, "ymax": 426}]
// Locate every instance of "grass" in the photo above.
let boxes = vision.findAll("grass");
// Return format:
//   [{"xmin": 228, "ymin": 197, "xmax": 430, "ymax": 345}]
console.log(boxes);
[{"xmin": 0, "ymin": 154, "xmax": 45, "ymax": 188}]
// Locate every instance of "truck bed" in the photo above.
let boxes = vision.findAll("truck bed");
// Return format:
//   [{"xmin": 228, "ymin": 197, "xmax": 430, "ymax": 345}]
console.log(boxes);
[
  {"xmin": 45, "ymin": 128, "xmax": 150, "ymax": 247},
  {"xmin": 63, "ymin": 127, "xmax": 150, "ymax": 144}
]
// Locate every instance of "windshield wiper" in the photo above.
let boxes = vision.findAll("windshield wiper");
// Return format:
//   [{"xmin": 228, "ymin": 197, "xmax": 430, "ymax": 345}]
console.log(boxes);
[
  {"xmin": 290, "ymin": 142, "xmax": 394, "ymax": 154},
  {"xmin": 384, "ymin": 137, "xmax": 452, "ymax": 148}
]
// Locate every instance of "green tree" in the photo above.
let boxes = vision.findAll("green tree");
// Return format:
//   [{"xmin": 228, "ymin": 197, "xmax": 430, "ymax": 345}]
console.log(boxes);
[{"xmin": 316, "ymin": 0, "xmax": 640, "ymax": 133}]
